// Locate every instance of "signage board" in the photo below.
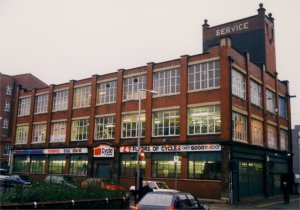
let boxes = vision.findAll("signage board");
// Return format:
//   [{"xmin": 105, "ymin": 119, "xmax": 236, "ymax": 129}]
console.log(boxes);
[
  {"xmin": 13, "ymin": 148, "xmax": 88, "ymax": 155},
  {"xmin": 94, "ymin": 145, "xmax": 114, "ymax": 157}
]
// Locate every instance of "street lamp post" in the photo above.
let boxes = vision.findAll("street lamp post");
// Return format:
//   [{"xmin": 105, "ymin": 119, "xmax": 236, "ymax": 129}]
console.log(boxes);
[{"xmin": 136, "ymin": 89, "xmax": 157, "ymax": 194}]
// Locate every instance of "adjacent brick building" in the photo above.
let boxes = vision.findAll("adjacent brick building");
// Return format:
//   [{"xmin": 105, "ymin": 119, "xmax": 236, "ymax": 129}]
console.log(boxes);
[
  {"xmin": 10, "ymin": 4, "xmax": 293, "ymax": 202},
  {"xmin": 0, "ymin": 73, "xmax": 47, "ymax": 171}
]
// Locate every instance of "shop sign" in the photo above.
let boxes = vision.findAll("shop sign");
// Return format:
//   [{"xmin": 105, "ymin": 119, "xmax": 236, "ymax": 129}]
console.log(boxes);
[
  {"xmin": 120, "ymin": 144, "xmax": 221, "ymax": 153},
  {"xmin": 94, "ymin": 145, "xmax": 114, "ymax": 157},
  {"xmin": 215, "ymin": 22, "xmax": 249, "ymax": 36},
  {"xmin": 13, "ymin": 148, "xmax": 88, "ymax": 155}
]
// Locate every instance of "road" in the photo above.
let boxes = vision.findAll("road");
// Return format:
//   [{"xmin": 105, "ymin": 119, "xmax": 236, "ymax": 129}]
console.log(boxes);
[{"xmin": 254, "ymin": 197, "xmax": 300, "ymax": 209}]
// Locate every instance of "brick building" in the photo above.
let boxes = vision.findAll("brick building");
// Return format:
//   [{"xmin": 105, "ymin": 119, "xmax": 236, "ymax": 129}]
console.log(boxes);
[
  {"xmin": 0, "ymin": 73, "xmax": 48, "ymax": 171},
  {"xmin": 11, "ymin": 4, "xmax": 293, "ymax": 202}
]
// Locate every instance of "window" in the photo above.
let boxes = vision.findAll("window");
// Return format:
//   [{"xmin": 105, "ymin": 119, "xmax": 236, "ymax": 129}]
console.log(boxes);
[
  {"xmin": 123, "ymin": 75, "xmax": 147, "ymax": 100},
  {"xmin": 279, "ymin": 97, "xmax": 287, "ymax": 118},
  {"xmin": 3, "ymin": 145, "xmax": 10, "ymax": 156},
  {"xmin": 73, "ymin": 86, "xmax": 91, "ymax": 108},
  {"xmin": 250, "ymin": 80, "xmax": 262, "ymax": 106},
  {"xmin": 188, "ymin": 105, "xmax": 221, "ymax": 135},
  {"xmin": 154, "ymin": 68, "xmax": 180, "ymax": 96},
  {"xmin": 34, "ymin": 94, "xmax": 49, "ymax": 114},
  {"xmin": 2, "ymin": 118, "xmax": 9, "ymax": 129},
  {"xmin": 188, "ymin": 152, "xmax": 221, "ymax": 180},
  {"xmin": 251, "ymin": 119, "xmax": 263, "ymax": 146},
  {"xmin": 32, "ymin": 123, "xmax": 47, "ymax": 144},
  {"xmin": 280, "ymin": 129, "xmax": 288, "ymax": 151},
  {"xmin": 6, "ymin": 85, "xmax": 12, "ymax": 95},
  {"xmin": 30, "ymin": 155, "xmax": 45, "ymax": 174},
  {"xmin": 18, "ymin": 97, "xmax": 31, "ymax": 116},
  {"xmin": 52, "ymin": 89, "xmax": 69, "ymax": 111},
  {"xmin": 96, "ymin": 81, "xmax": 117, "ymax": 104},
  {"xmin": 232, "ymin": 69, "xmax": 246, "ymax": 99},
  {"xmin": 48, "ymin": 155, "xmax": 66, "ymax": 174},
  {"xmin": 122, "ymin": 113, "xmax": 145, "ymax": 138},
  {"xmin": 232, "ymin": 112, "xmax": 247, "ymax": 141},
  {"xmin": 70, "ymin": 155, "xmax": 88, "ymax": 176},
  {"xmin": 15, "ymin": 125, "xmax": 29, "ymax": 144},
  {"xmin": 266, "ymin": 89, "xmax": 276, "ymax": 114},
  {"xmin": 50, "ymin": 121, "xmax": 67, "ymax": 143},
  {"xmin": 120, "ymin": 154, "xmax": 146, "ymax": 177},
  {"xmin": 95, "ymin": 116, "xmax": 115, "ymax": 139},
  {"xmin": 4, "ymin": 101, "xmax": 10, "ymax": 112},
  {"xmin": 152, "ymin": 153, "xmax": 181, "ymax": 178},
  {"xmin": 71, "ymin": 119, "xmax": 90, "ymax": 141},
  {"xmin": 13, "ymin": 155, "xmax": 27, "ymax": 173},
  {"xmin": 267, "ymin": 124, "xmax": 277, "ymax": 149},
  {"xmin": 188, "ymin": 60, "xmax": 220, "ymax": 91},
  {"xmin": 153, "ymin": 110, "xmax": 180, "ymax": 136}
]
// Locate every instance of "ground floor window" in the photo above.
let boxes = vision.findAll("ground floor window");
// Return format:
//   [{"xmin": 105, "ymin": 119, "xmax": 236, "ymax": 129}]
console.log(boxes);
[
  {"xmin": 152, "ymin": 153, "xmax": 181, "ymax": 178},
  {"xmin": 120, "ymin": 154, "xmax": 145, "ymax": 177},
  {"xmin": 70, "ymin": 154, "xmax": 88, "ymax": 176},
  {"xmin": 188, "ymin": 152, "xmax": 221, "ymax": 180},
  {"xmin": 30, "ymin": 155, "xmax": 45, "ymax": 174},
  {"xmin": 13, "ymin": 155, "xmax": 27, "ymax": 173},
  {"xmin": 48, "ymin": 155, "xmax": 66, "ymax": 174}
]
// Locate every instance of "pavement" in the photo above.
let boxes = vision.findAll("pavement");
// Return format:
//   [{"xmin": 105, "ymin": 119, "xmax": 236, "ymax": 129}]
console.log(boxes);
[{"xmin": 202, "ymin": 194, "xmax": 300, "ymax": 209}]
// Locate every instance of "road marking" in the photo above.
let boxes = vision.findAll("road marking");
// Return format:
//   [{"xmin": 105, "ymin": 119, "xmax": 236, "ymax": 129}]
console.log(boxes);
[{"xmin": 255, "ymin": 197, "xmax": 300, "ymax": 208}]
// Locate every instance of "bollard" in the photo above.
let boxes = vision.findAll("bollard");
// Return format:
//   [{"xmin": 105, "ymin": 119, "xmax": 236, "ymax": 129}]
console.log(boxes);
[
  {"xmin": 33, "ymin": 202, "xmax": 37, "ymax": 209},
  {"xmin": 71, "ymin": 200, "xmax": 75, "ymax": 208}
]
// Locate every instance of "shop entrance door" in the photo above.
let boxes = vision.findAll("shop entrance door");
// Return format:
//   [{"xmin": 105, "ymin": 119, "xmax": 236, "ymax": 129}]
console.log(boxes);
[{"xmin": 96, "ymin": 164, "xmax": 111, "ymax": 179}]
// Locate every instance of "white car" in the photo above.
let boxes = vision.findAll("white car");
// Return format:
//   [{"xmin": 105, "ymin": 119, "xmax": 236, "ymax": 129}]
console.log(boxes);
[{"xmin": 130, "ymin": 180, "xmax": 178, "ymax": 192}]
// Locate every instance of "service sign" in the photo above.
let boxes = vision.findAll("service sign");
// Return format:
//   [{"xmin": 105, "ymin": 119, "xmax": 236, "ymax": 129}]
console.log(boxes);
[
  {"xmin": 94, "ymin": 145, "xmax": 114, "ymax": 157},
  {"xmin": 120, "ymin": 144, "xmax": 221, "ymax": 153}
]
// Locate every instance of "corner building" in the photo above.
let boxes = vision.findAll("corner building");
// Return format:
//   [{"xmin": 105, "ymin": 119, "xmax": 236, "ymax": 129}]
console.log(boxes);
[{"xmin": 11, "ymin": 4, "xmax": 292, "ymax": 202}]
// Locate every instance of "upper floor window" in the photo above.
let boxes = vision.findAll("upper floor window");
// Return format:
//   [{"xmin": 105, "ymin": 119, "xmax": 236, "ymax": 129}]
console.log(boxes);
[
  {"xmin": 122, "ymin": 113, "xmax": 145, "ymax": 138},
  {"xmin": 95, "ymin": 116, "xmax": 115, "ymax": 140},
  {"xmin": 123, "ymin": 75, "xmax": 146, "ymax": 101},
  {"xmin": 251, "ymin": 118, "xmax": 263, "ymax": 146},
  {"xmin": 4, "ymin": 101, "xmax": 10, "ymax": 112},
  {"xmin": 280, "ymin": 129, "xmax": 288, "ymax": 151},
  {"xmin": 266, "ymin": 89, "xmax": 276, "ymax": 114},
  {"xmin": 34, "ymin": 94, "xmax": 49, "ymax": 114},
  {"xmin": 73, "ymin": 86, "xmax": 91, "ymax": 108},
  {"xmin": 2, "ymin": 118, "xmax": 9, "ymax": 129},
  {"xmin": 279, "ymin": 96, "xmax": 287, "ymax": 118},
  {"xmin": 15, "ymin": 125, "xmax": 29, "ymax": 144},
  {"xmin": 232, "ymin": 112, "xmax": 247, "ymax": 142},
  {"xmin": 188, "ymin": 60, "xmax": 220, "ymax": 91},
  {"xmin": 250, "ymin": 80, "xmax": 262, "ymax": 106},
  {"xmin": 188, "ymin": 105, "xmax": 221, "ymax": 135},
  {"xmin": 2, "ymin": 144, "xmax": 10, "ymax": 156},
  {"xmin": 53, "ymin": 89, "xmax": 69, "ymax": 111},
  {"xmin": 97, "ymin": 81, "xmax": 117, "ymax": 105},
  {"xmin": 152, "ymin": 110, "xmax": 180, "ymax": 137},
  {"xmin": 267, "ymin": 124, "xmax": 277, "ymax": 149},
  {"xmin": 6, "ymin": 85, "xmax": 12, "ymax": 95},
  {"xmin": 32, "ymin": 123, "xmax": 47, "ymax": 144},
  {"xmin": 71, "ymin": 119, "xmax": 90, "ymax": 141},
  {"xmin": 18, "ymin": 97, "xmax": 31, "ymax": 116},
  {"xmin": 232, "ymin": 69, "xmax": 246, "ymax": 99},
  {"xmin": 50, "ymin": 121, "xmax": 67, "ymax": 143},
  {"xmin": 153, "ymin": 68, "xmax": 180, "ymax": 96}
]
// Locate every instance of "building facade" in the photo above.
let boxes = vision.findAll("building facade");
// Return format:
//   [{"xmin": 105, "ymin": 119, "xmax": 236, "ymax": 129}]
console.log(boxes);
[
  {"xmin": 0, "ymin": 73, "xmax": 47, "ymax": 171},
  {"xmin": 292, "ymin": 125, "xmax": 300, "ymax": 192},
  {"xmin": 11, "ymin": 4, "xmax": 293, "ymax": 202}
]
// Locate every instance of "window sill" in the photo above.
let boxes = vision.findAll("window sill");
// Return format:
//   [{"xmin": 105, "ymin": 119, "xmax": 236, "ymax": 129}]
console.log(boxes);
[{"xmin": 188, "ymin": 87, "xmax": 220, "ymax": 93}]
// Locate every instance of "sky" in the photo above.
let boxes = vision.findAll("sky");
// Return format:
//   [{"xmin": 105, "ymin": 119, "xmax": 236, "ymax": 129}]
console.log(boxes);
[{"xmin": 0, "ymin": 0, "xmax": 299, "ymax": 126}]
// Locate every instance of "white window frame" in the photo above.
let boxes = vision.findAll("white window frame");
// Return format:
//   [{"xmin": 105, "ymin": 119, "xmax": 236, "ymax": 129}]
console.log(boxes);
[
  {"xmin": 4, "ymin": 101, "xmax": 10, "ymax": 112},
  {"xmin": 52, "ymin": 89, "xmax": 69, "ymax": 111},
  {"xmin": 121, "ymin": 113, "xmax": 145, "ymax": 138},
  {"xmin": 71, "ymin": 119, "xmax": 90, "ymax": 141},
  {"xmin": 96, "ymin": 81, "xmax": 117, "ymax": 105},
  {"xmin": 250, "ymin": 80, "xmax": 262, "ymax": 106},
  {"xmin": 94, "ymin": 116, "xmax": 115, "ymax": 140},
  {"xmin": 123, "ymin": 75, "xmax": 146, "ymax": 101},
  {"xmin": 18, "ymin": 97, "xmax": 31, "ymax": 116},
  {"xmin": 278, "ymin": 96, "xmax": 287, "ymax": 118},
  {"xmin": 232, "ymin": 69, "xmax": 246, "ymax": 99},
  {"xmin": 266, "ymin": 89, "xmax": 276, "ymax": 114},
  {"xmin": 73, "ymin": 86, "xmax": 91, "ymax": 108},
  {"xmin": 34, "ymin": 94, "xmax": 49, "ymax": 114},
  {"xmin": 6, "ymin": 85, "xmax": 12, "ymax": 95},
  {"xmin": 232, "ymin": 112, "xmax": 247, "ymax": 142},
  {"xmin": 152, "ymin": 110, "xmax": 180, "ymax": 137},
  {"xmin": 188, "ymin": 60, "xmax": 220, "ymax": 91},
  {"xmin": 15, "ymin": 125, "xmax": 29, "ymax": 145},
  {"xmin": 267, "ymin": 124, "xmax": 277, "ymax": 149},
  {"xmin": 153, "ymin": 68, "xmax": 180, "ymax": 96},
  {"xmin": 32, "ymin": 123, "xmax": 47, "ymax": 144},
  {"xmin": 50, "ymin": 121, "xmax": 67, "ymax": 143},
  {"xmin": 251, "ymin": 118, "xmax": 263, "ymax": 146},
  {"xmin": 280, "ymin": 129, "xmax": 288, "ymax": 151},
  {"xmin": 2, "ymin": 118, "xmax": 9, "ymax": 129}
]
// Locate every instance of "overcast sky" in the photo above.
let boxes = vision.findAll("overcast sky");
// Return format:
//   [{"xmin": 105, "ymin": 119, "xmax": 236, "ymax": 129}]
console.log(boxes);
[{"xmin": 0, "ymin": 0, "xmax": 299, "ymax": 126}]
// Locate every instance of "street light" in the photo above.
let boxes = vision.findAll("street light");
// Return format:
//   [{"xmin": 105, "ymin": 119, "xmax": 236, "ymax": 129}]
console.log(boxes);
[{"xmin": 136, "ymin": 89, "xmax": 157, "ymax": 194}]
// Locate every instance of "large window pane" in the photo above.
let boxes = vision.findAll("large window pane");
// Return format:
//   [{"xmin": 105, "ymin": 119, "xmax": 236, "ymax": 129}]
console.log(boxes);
[
  {"xmin": 53, "ymin": 89, "xmax": 69, "ymax": 111},
  {"xmin": 30, "ymin": 155, "xmax": 45, "ymax": 174},
  {"xmin": 266, "ymin": 89, "xmax": 276, "ymax": 114},
  {"xmin": 95, "ymin": 116, "xmax": 115, "ymax": 139},
  {"xmin": 13, "ymin": 155, "xmax": 27, "ymax": 173},
  {"xmin": 32, "ymin": 123, "xmax": 47, "ymax": 144},
  {"xmin": 73, "ymin": 86, "xmax": 91, "ymax": 108},
  {"xmin": 71, "ymin": 119, "xmax": 90, "ymax": 141},
  {"xmin": 97, "ymin": 81, "xmax": 117, "ymax": 104},
  {"xmin": 279, "ymin": 96, "xmax": 287, "ymax": 118},
  {"xmin": 250, "ymin": 80, "xmax": 262, "ymax": 106},
  {"xmin": 48, "ymin": 155, "xmax": 66, "ymax": 174},
  {"xmin": 50, "ymin": 121, "xmax": 67, "ymax": 143},
  {"xmin": 152, "ymin": 153, "xmax": 181, "ymax": 178},
  {"xmin": 232, "ymin": 69, "xmax": 246, "ymax": 99},
  {"xmin": 123, "ymin": 75, "xmax": 146, "ymax": 100},
  {"xmin": 15, "ymin": 125, "xmax": 29, "ymax": 144},
  {"xmin": 34, "ymin": 94, "xmax": 49, "ymax": 114},
  {"xmin": 267, "ymin": 124, "xmax": 277, "ymax": 149},
  {"xmin": 153, "ymin": 110, "xmax": 180, "ymax": 137},
  {"xmin": 70, "ymin": 155, "xmax": 88, "ymax": 176},
  {"xmin": 153, "ymin": 69, "xmax": 180, "ymax": 96},
  {"xmin": 280, "ymin": 129, "xmax": 288, "ymax": 151},
  {"xmin": 120, "ymin": 154, "xmax": 145, "ymax": 177},
  {"xmin": 251, "ymin": 119, "xmax": 263, "ymax": 146},
  {"xmin": 18, "ymin": 97, "xmax": 31, "ymax": 116},
  {"xmin": 122, "ymin": 113, "xmax": 145, "ymax": 138},
  {"xmin": 232, "ymin": 112, "xmax": 247, "ymax": 141}
]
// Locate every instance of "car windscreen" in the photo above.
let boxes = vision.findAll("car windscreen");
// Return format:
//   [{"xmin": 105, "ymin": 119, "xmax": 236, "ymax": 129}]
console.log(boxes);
[{"xmin": 139, "ymin": 193, "xmax": 173, "ymax": 207}]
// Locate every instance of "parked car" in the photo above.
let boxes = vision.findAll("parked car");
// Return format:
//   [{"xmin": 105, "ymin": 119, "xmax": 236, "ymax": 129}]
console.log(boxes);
[
  {"xmin": 3, "ymin": 175, "xmax": 31, "ymax": 185},
  {"xmin": 133, "ymin": 191, "xmax": 209, "ymax": 210},
  {"xmin": 130, "ymin": 181, "xmax": 177, "ymax": 192},
  {"xmin": 81, "ymin": 178, "xmax": 125, "ymax": 191},
  {"xmin": 44, "ymin": 175, "xmax": 77, "ymax": 188},
  {"xmin": 0, "ymin": 168, "xmax": 9, "ymax": 181}
]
